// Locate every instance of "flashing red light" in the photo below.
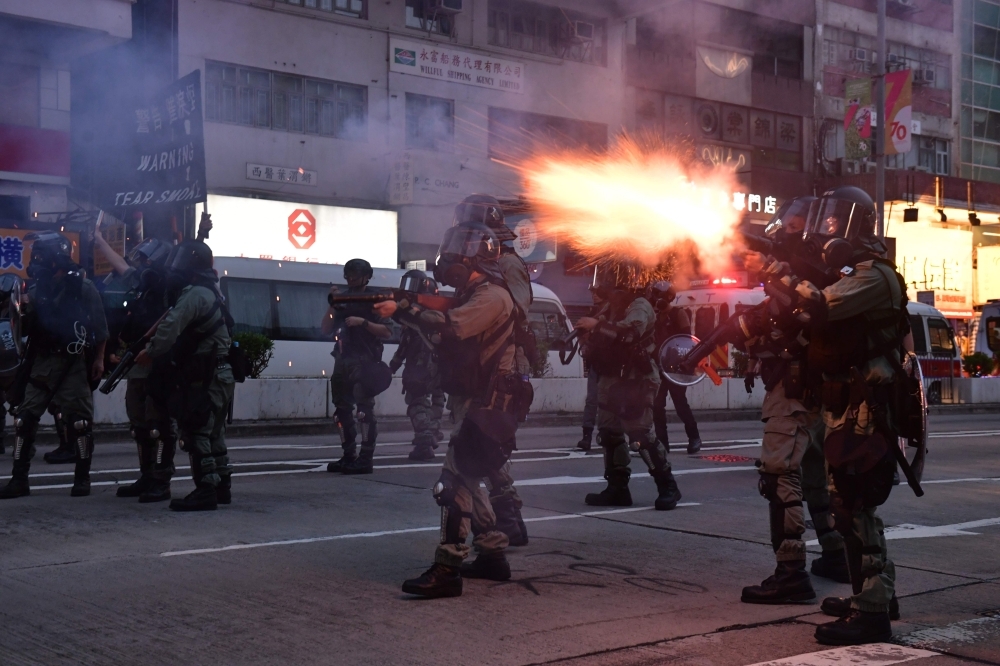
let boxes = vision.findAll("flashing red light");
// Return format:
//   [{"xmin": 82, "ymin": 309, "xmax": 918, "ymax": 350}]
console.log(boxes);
[{"xmin": 712, "ymin": 277, "xmax": 739, "ymax": 285}]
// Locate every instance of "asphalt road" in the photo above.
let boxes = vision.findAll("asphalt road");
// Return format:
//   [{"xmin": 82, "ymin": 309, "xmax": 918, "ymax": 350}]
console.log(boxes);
[{"xmin": 2, "ymin": 413, "xmax": 1000, "ymax": 666}]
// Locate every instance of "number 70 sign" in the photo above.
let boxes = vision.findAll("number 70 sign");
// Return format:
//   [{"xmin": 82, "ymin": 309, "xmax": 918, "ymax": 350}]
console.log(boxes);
[{"xmin": 885, "ymin": 70, "xmax": 913, "ymax": 156}]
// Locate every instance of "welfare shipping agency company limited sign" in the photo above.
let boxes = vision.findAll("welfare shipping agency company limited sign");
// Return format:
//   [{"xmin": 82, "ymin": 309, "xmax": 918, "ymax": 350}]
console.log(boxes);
[
  {"xmin": 195, "ymin": 195, "xmax": 397, "ymax": 269},
  {"xmin": 390, "ymin": 37, "xmax": 525, "ymax": 94}
]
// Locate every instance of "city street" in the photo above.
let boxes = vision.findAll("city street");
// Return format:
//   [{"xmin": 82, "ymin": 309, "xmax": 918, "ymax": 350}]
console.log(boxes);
[{"xmin": 2, "ymin": 413, "xmax": 999, "ymax": 665}]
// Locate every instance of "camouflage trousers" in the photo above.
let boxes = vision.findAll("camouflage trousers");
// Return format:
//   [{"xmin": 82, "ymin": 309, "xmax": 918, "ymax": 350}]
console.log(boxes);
[
  {"xmin": 405, "ymin": 386, "xmax": 445, "ymax": 448},
  {"xmin": 180, "ymin": 365, "xmax": 235, "ymax": 488}
]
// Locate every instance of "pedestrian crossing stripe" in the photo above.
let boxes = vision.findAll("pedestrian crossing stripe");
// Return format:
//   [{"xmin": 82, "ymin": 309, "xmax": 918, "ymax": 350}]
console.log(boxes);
[{"xmin": 746, "ymin": 643, "xmax": 936, "ymax": 666}]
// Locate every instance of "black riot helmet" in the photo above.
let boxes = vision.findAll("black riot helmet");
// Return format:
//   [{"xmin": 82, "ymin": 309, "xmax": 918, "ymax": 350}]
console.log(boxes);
[
  {"xmin": 455, "ymin": 194, "xmax": 515, "ymax": 242},
  {"xmin": 25, "ymin": 232, "xmax": 75, "ymax": 280},
  {"xmin": 804, "ymin": 186, "xmax": 885, "ymax": 269},
  {"xmin": 590, "ymin": 262, "xmax": 644, "ymax": 299},
  {"xmin": 164, "ymin": 239, "xmax": 213, "ymax": 275},
  {"xmin": 127, "ymin": 238, "xmax": 171, "ymax": 272},
  {"xmin": 433, "ymin": 222, "xmax": 501, "ymax": 290},
  {"xmin": 646, "ymin": 280, "xmax": 676, "ymax": 311},
  {"xmin": 399, "ymin": 269, "xmax": 439, "ymax": 295},
  {"xmin": 344, "ymin": 258, "xmax": 374, "ymax": 285},
  {"xmin": 765, "ymin": 196, "xmax": 816, "ymax": 240}
]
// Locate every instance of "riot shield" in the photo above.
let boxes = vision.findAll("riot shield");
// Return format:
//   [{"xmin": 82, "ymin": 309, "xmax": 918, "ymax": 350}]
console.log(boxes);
[
  {"xmin": 657, "ymin": 334, "xmax": 706, "ymax": 387},
  {"xmin": 0, "ymin": 274, "xmax": 24, "ymax": 389},
  {"xmin": 900, "ymin": 351, "xmax": 927, "ymax": 483}
]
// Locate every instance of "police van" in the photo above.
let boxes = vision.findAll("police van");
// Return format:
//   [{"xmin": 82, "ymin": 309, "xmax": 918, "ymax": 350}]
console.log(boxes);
[
  {"xmin": 672, "ymin": 271, "xmax": 766, "ymax": 375},
  {"xmin": 214, "ymin": 257, "xmax": 582, "ymax": 378},
  {"xmin": 905, "ymin": 300, "xmax": 961, "ymax": 404}
]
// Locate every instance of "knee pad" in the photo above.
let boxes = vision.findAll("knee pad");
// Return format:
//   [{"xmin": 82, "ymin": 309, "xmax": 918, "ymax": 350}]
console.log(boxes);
[
  {"xmin": 758, "ymin": 472, "xmax": 780, "ymax": 501},
  {"xmin": 432, "ymin": 469, "xmax": 461, "ymax": 508},
  {"xmin": 596, "ymin": 430, "xmax": 625, "ymax": 449},
  {"xmin": 433, "ymin": 469, "xmax": 469, "ymax": 545},
  {"xmin": 67, "ymin": 417, "xmax": 94, "ymax": 460},
  {"xmin": 629, "ymin": 430, "xmax": 665, "ymax": 474},
  {"xmin": 13, "ymin": 414, "xmax": 39, "ymax": 461}
]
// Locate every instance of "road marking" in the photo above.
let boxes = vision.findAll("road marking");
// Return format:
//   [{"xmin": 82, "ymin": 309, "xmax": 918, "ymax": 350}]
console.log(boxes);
[
  {"xmin": 923, "ymin": 476, "xmax": 1000, "ymax": 485},
  {"xmin": 746, "ymin": 643, "xmax": 936, "ymax": 666},
  {"xmin": 517, "ymin": 466, "xmax": 757, "ymax": 487},
  {"xmin": 807, "ymin": 516, "xmax": 1000, "ymax": 545},
  {"xmin": 899, "ymin": 614, "xmax": 1000, "ymax": 649},
  {"xmin": 159, "ymin": 506, "xmax": 672, "ymax": 557}
]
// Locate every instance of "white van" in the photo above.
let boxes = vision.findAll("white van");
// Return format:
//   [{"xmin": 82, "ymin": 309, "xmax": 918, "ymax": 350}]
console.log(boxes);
[
  {"xmin": 906, "ymin": 300, "xmax": 961, "ymax": 404},
  {"xmin": 973, "ymin": 300, "xmax": 1000, "ymax": 359},
  {"xmin": 673, "ymin": 276, "xmax": 767, "ymax": 375},
  {"xmin": 214, "ymin": 257, "xmax": 581, "ymax": 378}
]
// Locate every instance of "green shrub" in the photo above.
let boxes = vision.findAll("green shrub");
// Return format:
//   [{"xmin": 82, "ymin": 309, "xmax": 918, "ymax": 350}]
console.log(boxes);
[
  {"xmin": 730, "ymin": 349, "xmax": 750, "ymax": 378},
  {"xmin": 531, "ymin": 340, "xmax": 552, "ymax": 378},
  {"xmin": 233, "ymin": 332, "xmax": 274, "ymax": 379},
  {"xmin": 963, "ymin": 352, "xmax": 994, "ymax": 377}
]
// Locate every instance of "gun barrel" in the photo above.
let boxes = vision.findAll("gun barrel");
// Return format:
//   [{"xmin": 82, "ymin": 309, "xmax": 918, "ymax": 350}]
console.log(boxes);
[
  {"xmin": 739, "ymin": 230, "xmax": 774, "ymax": 255},
  {"xmin": 99, "ymin": 350, "xmax": 134, "ymax": 395},
  {"xmin": 328, "ymin": 292, "xmax": 393, "ymax": 307}
]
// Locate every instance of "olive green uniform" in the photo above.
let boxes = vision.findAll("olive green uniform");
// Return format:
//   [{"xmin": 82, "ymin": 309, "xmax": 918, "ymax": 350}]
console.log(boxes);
[{"xmin": 146, "ymin": 285, "xmax": 234, "ymax": 488}]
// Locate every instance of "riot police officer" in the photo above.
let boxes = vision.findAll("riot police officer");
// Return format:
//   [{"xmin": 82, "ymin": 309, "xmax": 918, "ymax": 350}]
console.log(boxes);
[
  {"xmin": 577, "ymin": 264, "xmax": 681, "ymax": 511},
  {"xmin": 457, "ymin": 194, "xmax": 530, "ymax": 547},
  {"xmin": 135, "ymin": 240, "xmax": 234, "ymax": 512},
  {"xmin": 322, "ymin": 259, "xmax": 392, "ymax": 475},
  {"xmin": 759, "ymin": 186, "xmax": 908, "ymax": 645},
  {"xmin": 0, "ymin": 232, "xmax": 108, "ymax": 499},
  {"xmin": 388, "ymin": 270, "xmax": 445, "ymax": 462},
  {"xmin": 377, "ymin": 222, "xmax": 524, "ymax": 598},
  {"xmin": 94, "ymin": 232, "xmax": 175, "ymax": 503},
  {"xmin": 648, "ymin": 280, "xmax": 702, "ymax": 454}
]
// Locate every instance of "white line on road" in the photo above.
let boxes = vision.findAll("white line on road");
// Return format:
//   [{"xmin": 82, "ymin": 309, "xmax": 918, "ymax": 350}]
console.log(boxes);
[
  {"xmin": 746, "ymin": 643, "xmax": 936, "ymax": 666},
  {"xmin": 159, "ymin": 506, "xmax": 676, "ymax": 557},
  {"xmin": 807, "ymin": 516, "xmax": 1000, "ymax": 545},
  {"xmin": 517, "ymin": 466, "xmax": 757, "ymax": 487}
]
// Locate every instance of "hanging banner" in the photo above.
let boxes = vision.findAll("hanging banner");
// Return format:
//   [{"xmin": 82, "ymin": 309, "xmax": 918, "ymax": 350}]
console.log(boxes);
[
  {"xmin": 0, "ymin": 229, "xmax": 81, "ymax": 279},
  {"xmin": 844, "ymin": 77, "xmax": 872, "ymax": 160},
  {"xmin": 884, "ymin": 69, "xmax": 913, "ymax": 155}
]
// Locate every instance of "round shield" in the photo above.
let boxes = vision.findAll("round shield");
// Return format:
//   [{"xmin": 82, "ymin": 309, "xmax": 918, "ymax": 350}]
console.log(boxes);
[
  {"xmin": 899, "ymin": 351, "xmax": 927, "ymax": 484},
  {"xmin": 657, "ymin": 334, "xmax": 706, "ymax": 387},
  {"xmin": 0, "ymin": 319, "xmax": 21, "ymax": 389},
  {"xmin": 6, "ymin": 276, "xmax": 23, "ymax": 356}
]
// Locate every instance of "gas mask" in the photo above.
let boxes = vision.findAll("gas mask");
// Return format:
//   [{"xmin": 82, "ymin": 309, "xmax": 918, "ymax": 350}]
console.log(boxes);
[{"xmin": 433, "ymin": 254, "xmax": 473, "ymax": 291}]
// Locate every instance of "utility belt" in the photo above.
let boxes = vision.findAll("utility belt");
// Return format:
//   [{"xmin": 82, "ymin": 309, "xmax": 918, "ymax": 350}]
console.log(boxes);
[
  {"xmin": 590, "ymin": 345, "xmax": 654, "ymax": 379},
  {"xmin": 820, "ymin": 378, "xmax": 893, "ymax": 417},
  {"xmin": 487, "ymin": 371, "xmax": 534, "ymax": 423}
]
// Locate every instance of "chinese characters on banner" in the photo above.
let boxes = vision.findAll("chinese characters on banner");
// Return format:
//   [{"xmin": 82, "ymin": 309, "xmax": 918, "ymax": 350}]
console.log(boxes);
[
  {"xmin": 100, "ymin": 70, "xmax": 206, "ymax": 209},
  {"xmin": 0, "ymin": 229, "xmax": 81, "ymax": 279},
  {"xmin": 884, "ymin": 69, "xmax": 913, "ymax": 155},
  {"xmin": 389, "ymin": 153, "xmax": 414, "ymax": 206},
  {"xmin": 246, "ymin": 163, "xmax": 317, "ymax": 186},
  {"xmin": 389, "ymin": 37, "xmax": 526, "ymax": 94},
  {"xmin": 890, "ymin": 226, "xmax": 973, "ymax": 317},
  {"xmin": 844, "ymin": 77, "xmax": 873, "ymax": 160}
]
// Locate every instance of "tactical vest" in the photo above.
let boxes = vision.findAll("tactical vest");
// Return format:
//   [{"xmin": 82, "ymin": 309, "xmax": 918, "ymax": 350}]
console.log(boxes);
[
  {"xmin": 332, "ymin": 286, "xmax": 385, "ymax": 362},
  {"xmin": 808, "ymin": 260, "xmax": 907, "ymax": 375},
  {"xmin": 587, "ymin": 296, "xmax": 657, "ymax": 379},
  {"xmin": 32, "ymin": 275, "xmax": 94, "ymax": 355},
  {"xmin": 437, "ymin": 283, "xmax": 515, "ymax": 399}
]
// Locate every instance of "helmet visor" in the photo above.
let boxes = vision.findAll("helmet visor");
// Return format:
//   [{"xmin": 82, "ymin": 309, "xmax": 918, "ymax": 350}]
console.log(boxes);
[
  {"xmin": 128, "ymin": 239, "xmax": 169, "ymax": 269},
  {"xmin": 437, "ymin": 225, "xmax": 498, "ymax": 261},
  {"xmin": 400, "ymin": 273, "xmax": 425, "ymax": 293},
  {"xmin": 765, "ymin": 198, "xmax": 812, "ymax": 238},
  {"xmin": 805, "ymin": 198, "xmax": 862, "ymax": 239}
]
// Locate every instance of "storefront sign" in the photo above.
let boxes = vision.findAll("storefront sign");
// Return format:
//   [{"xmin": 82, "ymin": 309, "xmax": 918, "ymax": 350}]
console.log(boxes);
[
  {"xmin": 100, "ymin": 70, "xmax": 206, "ymax": 209},
  {"xmin": 195, "ymin": 195, "xmax": 397, "ymax": 268},
  {"xmin": 389, "ymin": 152, "xmax": 414, "ymax": 206},
  {"xmin": 390, "ymin": 37, "xmax": 525, "ymax": 94},
  {"xmin": 0, "ymin": 229, "xmax": 80, "ymax": 279},
  {"xmin": 890, "ymin": 226, "xmax": 973, "ymax": 317},
  {"xmin": 246, "ymin": 163, "xmax": 317, "ymax": 186},
  {"xmin": 732, "ymin": 192, "xmax": 778, "ymax": 215}
]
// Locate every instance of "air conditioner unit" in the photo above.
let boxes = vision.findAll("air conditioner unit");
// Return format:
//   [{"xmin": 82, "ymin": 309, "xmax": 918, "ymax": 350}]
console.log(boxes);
[
  {"xmin": 914, "ymin": 68, "xmax": 936, "ymax": 84},
  {"xmin": 428, "ymin": 0, "xmax": 462, "ymax": 13},
  {"xmin": 572, "ymin": 20, "xmax": 595, "ymax": 42},
  {"xmin": 842, "ymin": 159, "xmax": 861, "ymax": 175},
  {"xmin": 850, "ymin": 48, "xmax": 868, "ymax": 62},
  {"xmin": 864, "ymin": 161, "xmax": 877, "ymax": 174},
  {"xmin": 887, "ymin": 53, "xmax": 902, "ymax": 65}
]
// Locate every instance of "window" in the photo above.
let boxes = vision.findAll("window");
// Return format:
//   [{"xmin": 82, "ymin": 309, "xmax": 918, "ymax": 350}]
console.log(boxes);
[
  {"xmin": 824, "ymin": 27, "xmax": 951, "ymax": 91},
  {"xmin": 406, "ymin": 93, "xmax": 454, "ymax": 151},
  {"xmin": 405, "ymin": 0, "xmax": 452, "ymax": 34},
  {"xmin": 694, "ymin": 307, "xmax": 716, "ymax": 340},
  {"xmin": 909, "ymin": 315, "xmax": 928, "ymax": 354},
  {"xmin": 987, "ymin": 317, "xmax": 1000, "ymax": 352},
  {"xmin": 0, "ymin": 64, "xmax": 39, "ymax": 127},
  {"xmin": 276, "ymin": 0, "xmax": 365, "ymax": 19},
  {"xmin": 488, "ymin": 107, "xmax": 607, "ymax": 159},
  {"xmin": 206, "ymin": 62, "xmax": 367, "ymax": 140},
  {"xmin": 488, "ymin": 1, "xmax": 607, "ymax": 66},
  {"xmin": 927, "ymin": 317, "xmax": 955, "ymax": 355},
  {"xmin": 527, "ymin": 300, "xmax": 568, "ymax": 344},
  {"xmin": 918, "ymin": 137, "xmax": 950, "ymax": 174}
]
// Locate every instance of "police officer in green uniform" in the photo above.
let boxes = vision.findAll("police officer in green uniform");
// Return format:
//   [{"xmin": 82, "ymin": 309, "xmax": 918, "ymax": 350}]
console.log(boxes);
[
  {"xmin": 378, "ymin": 222, "xmax": 524, "ymax": 598},
  {"xmin": 388, "ymin": 270, "xmax": 445, "ymax": 462},
  {"xmin": 322, "ymin": 259, "xmax": 392, "ymax": 475},
  {"xmin": 733, "ymin": 198, "xmax": 849, "ymax": 605},
  {"xmin": 94, "ymin": 232, "xmax": 176, "ymax": 503},
  {"xmin": 136, "ymin": 240, "xmax": 234, "ymax": 512},
  {"xmin": 759, "ymin": 187, "xmax": 908, "ymax": 645},
  {"xmin": 578, "ymin": 264, "xmax": 682, "ymax": 511},
  {"xmin": 0, "ymin": 232, "xmax": 108, "ymax": 499}
]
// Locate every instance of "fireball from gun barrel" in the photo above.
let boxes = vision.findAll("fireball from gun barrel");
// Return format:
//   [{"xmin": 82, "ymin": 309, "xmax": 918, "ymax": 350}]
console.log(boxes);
[{"xmin": 511, "ymin": 133, "xmax": 743, "ymax": 285}]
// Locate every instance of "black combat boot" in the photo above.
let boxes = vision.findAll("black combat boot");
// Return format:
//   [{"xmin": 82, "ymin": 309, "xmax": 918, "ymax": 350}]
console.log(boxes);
[
  {"xmin": 815, "ymin": 610, "xmax": 892, "ymax": 646},
  {"xmin": 328, "ymin": 411, "xmax": 358, "ymax": 472},
  {"xmin": 576, "ymin": 427, "xmax": 593, "ymax": 452},
  {"xmin": 408, "ymin": 434, "xmax": 437, "ymax": 462},
  {"xmin": 653, "ymin": 469, "xmax": 682, "ymax": 511},
  {"xmin": 117, "ymin": 474, "xmax": 153, "ymax": 498},
  {"xmin": 139, "ymin": 480, "xmax": 171, "ymax": 503},
  {"xmin": 0, "ymin": 463, "xmax": 30, "ymax": 499},
  {"xmin": 327, "ymin": 453, "xmax": 357, "ymax": 473},
  {"xmin": 492, "ymin": 495, "xmax": 528, "ymax": 547},
  {"xmin": 0, "ymin": 433, "xmax": 5, "ymax": 455},
  {"xmin": 342, "ymin": 433, "xmax": 375, "ymax": 475},
  {"xmin": 69, "ymin": 419, "xmax": 93, "ymax": 497},
  {"xmin": 140, "ymin": 430, "xmax": 175, "ymax": 503},
  {"xmin": 215, "ymin": 474, "xmax": 232, "ymax": 505},
  {"xmin": 822, "ymin": 595, "xmax": 900, "ymax": 621},
  {"xmin": 71, "ymin": 457, "xmax": 91, "ymax": 497},
  {"xmin": 118, "ymin": 436, "xmax": 155, "ymax": 498},
  {"xmin": 402, "ymin": 563, "xmax": 463, "ymax": 598},
  {"xmin": 585, "ymin": 468, "xmax": 632, "ymax": 507},
  {"xmin": 169, "ymin": 483, "xmax": 219, "ymax": 511},
  {"xmin": 460, "ymin": 551, "xmax": 512, "ymax": 581},
  {"xmin": 687, "ymin": 438, "xmax": 702, "ymax": 454},
  {"xmin": 811, "ymin": 549, "xmax": 851, "ymax": 584},
  {"xmin": 741, "ymin": 561, "xmax": 817, "ymax": 604},
  {"xmin": 43, "ymin": 444, "xmax": 75, "ymax": 464}
]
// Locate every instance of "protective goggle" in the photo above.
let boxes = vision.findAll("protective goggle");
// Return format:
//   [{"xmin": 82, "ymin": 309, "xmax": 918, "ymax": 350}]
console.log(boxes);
[{"xmin": 765, "ymin": 198, "xmax": 814, "ymax": 238}]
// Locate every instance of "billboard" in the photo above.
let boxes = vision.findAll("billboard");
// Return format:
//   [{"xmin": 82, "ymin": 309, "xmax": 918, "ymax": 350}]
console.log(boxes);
[
  {"xmin": 976, "ymin": 245, "xmax": 1000, "ymax": 304},
  {"xmin": 195, "ymin": 195, "xmax": 397, "ymax": 269},
  {"xmin": 890, "ymin": 226, "xmax": 973, "ymax": 317},
  {"xmin": 884, "ymin": 69, "xmax": 913, "ymax": 155},
  {"xmin": 0, "ymin": 229, "xmax": 81, "ymax": 279},
  {"xmin": 844, "ymin": 77, "xmax": 872, "ymax": 160}
]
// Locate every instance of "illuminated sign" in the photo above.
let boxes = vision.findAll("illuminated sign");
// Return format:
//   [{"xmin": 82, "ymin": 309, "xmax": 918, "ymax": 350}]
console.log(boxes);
[
  {"xmin": 976, "ymin": 245, "xmax": 1000, "ymax": 304},
  {"xmin": 195, "ymin": 195, "xmax": 397, "ymax": 268},
  {"xmin": 889, "ymin": 225, "xmax": 973, "ymax": 317},
  {"xmin": 732, "ymin": 192, "xmax": 777, "ymax": 215}
]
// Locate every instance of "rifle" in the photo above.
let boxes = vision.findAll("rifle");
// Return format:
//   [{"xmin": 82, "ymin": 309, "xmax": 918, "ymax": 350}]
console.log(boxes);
[
  {"xmin": 675, "ymin": 300, "xmax": 769, "ymax": 375},
  {"xmin": 98, "ymin": 311, "xmax": 170, "ymax": 395},
  {"xmin": 328, "ymin": 289, "xmax": 456, "ymax": 312}
]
